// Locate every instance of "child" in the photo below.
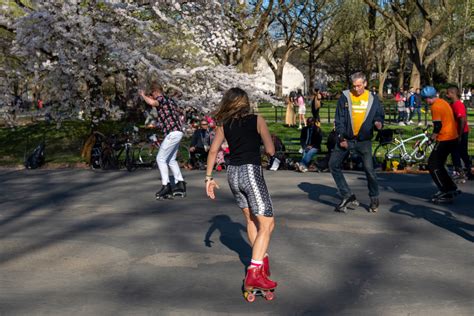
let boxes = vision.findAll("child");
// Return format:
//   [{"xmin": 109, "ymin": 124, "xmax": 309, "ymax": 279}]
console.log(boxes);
[{"xmin": 205, "ymin": 87, "xmax": 278, "ymax": 294}]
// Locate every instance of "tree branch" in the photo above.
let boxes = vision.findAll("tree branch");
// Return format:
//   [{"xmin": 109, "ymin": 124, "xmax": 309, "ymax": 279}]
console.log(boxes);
[
  {"xmin": 363, "ymin": 0, "xmax": 412, "ymax": 39},
  {"xmin": 424, "ymin": 28, "xmax": 467, "ymax": 66}
]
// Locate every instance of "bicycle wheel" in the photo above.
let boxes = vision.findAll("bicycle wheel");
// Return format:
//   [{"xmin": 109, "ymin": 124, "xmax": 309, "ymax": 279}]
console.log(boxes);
[
  {"xmin": 138, "ymin": 144, "xmax": 158, "ymax": 168},
  {"xmin": 413, "ymin": 141, "xmax": 434, "ymax": 162},
  {"xmin": 373, "ymin": 142, "xmax": 400, "ymax": 171},
  {"xmin": 125, "ymin": 147, "xmax": 138, "ymax": 172},
  {"xmin": 100, "ymin": 147, "xmax": 119, "ymax": 170}
]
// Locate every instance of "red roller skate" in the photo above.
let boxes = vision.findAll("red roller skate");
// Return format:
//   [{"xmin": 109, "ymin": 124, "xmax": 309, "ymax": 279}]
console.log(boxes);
[
  {"xmin": 243, "ymin": 266, "xmax": 277, "ymax": 302},
  {"xmin": 262, "ymin": 255, "xmax": 271, "ymax": 277}
]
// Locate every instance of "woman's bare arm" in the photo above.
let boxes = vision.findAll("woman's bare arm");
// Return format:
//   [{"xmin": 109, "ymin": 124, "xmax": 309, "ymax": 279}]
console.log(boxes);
[{"xmin": 205, "ymin": 126, "xmax": 225, "ymax": 199}]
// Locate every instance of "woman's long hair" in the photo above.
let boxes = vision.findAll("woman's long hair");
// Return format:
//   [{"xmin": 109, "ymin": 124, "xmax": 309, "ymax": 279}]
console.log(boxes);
[{"xmin": 213, "ymin": 88, "xmax": 251, "ymax": 126}]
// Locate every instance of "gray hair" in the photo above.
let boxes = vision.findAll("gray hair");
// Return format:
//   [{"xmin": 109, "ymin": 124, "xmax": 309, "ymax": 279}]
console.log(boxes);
[{"xmin": 350, "ymin": 72, "xmax": 367, "ymax": 83}]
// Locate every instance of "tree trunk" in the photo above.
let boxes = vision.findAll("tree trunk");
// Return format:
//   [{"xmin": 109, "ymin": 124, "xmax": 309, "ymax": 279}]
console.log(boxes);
[
  {"xmin": 378, "ymin": 73, "xmax": 387, "ymax": 99},
  {"xmin": 397, "ymin": 39, "xmax": 407, "ymax": 91},
  {"xmin": 240, "ymin": 42, "xmax": 256, "ymax": 74},
  {"xmin": 308, "ymin": 49, "xmax": 315, "ymax": 90},
  {"xmin": 366, "ymin": 6, "xmax": 377, "ymax": 85},
  {"xmin": 377, "ymin": 55, "xmax": 390, "ymax": 100},
  {"xmin": 409, "ymin": 65, "xmax": 421, "ymax": 89},
  {"xmin": 275, "ymin": 66, "xmax": 284, "ymax": 97}
]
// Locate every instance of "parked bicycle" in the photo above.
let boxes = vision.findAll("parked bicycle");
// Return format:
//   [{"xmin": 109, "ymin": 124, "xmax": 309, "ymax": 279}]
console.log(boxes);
[
  {"xmin": 125, "ymin": 131, "xmax": 161, "ymax": 172},
  {"xmin": 373, "ymin": 125, "xmax": 434, "ymax": 170},
  {"xmin": 99, "ymin": 133, "xmax": 125, "ymax": 170}
]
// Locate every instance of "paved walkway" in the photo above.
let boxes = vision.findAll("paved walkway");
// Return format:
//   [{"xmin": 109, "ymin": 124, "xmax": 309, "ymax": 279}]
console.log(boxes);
[{"xmin": 0, "ymin": 169, "xmax": 473, "ymax": 315}]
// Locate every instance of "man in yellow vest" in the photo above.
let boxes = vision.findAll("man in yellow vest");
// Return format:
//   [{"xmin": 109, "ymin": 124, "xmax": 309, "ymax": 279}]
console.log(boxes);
[{"xmin": 329, "ymin": 72, "xmax": 384, "ymax": 213}]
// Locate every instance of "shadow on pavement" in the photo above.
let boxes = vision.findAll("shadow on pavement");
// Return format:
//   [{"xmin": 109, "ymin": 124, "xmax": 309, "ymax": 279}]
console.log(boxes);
[
  {"xmin": 297, "ymin": 182, "xmax": 338, "ymax": 207},
  {"xmin": 376, "ymin": 173, "xmax": 437, "ymax": 199},
  {"xmin": 390, "ymin": 198, "xmax": 474, "ymax": 243},
  {"xmin": 205, "ymin": 215, "xmax": 251, "ymax": 269}
]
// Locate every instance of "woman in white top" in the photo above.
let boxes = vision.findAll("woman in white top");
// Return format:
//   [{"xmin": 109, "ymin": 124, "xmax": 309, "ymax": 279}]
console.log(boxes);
[{"xmin": 296, "ymin": 89, "xmax": 306, "ymax": 129}]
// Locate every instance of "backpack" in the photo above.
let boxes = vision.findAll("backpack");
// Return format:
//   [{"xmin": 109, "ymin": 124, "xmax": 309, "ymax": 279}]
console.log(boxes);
[
  {"xmin": 25, "ymin": 142, "xmax": 45, "ymax": 169},
  {"xmin": 375, "ymin": 129, "xmax": 394, "ymax": 144},
  {"xmin": 90, "ymin": 134, "xmax": 104, "ymax": 169}
]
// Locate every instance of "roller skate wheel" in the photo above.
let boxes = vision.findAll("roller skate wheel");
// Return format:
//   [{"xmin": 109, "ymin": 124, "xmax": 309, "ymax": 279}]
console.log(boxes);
[
  {"xmin": 264, "ymin": 291, "xmax": 275, "ymax": 301},
  {"xmin": 246, "ymin": 292, "xmax": 256, "ymax": 302}
]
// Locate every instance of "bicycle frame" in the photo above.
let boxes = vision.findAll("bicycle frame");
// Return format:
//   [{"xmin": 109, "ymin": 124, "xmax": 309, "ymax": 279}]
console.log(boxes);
[{"xmin": 386, "ymin": 132, "xmax": 432, "ymax": 162}]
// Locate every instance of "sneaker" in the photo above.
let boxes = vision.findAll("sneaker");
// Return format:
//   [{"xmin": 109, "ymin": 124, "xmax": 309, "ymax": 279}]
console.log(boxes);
[
  {"xmin": 270, "ymin": 157, "xmax": 280, "ymax": 171},
  {"xmin": 398, "ymin": 122, "xmax": 406, "ymax": 126},
  {"xmin": 418, "ymin": 122, "xmax": 423, "ymax": 126},
  {"xmin": 172, "ymin": 181, "xmax": 187, "ymax": 198},
  {"xmin": 295, "ymin": 162, "xmax": 302, "ymax": 172},
  {"xmin": 156, "ymin": 183, "xmax": 173, "ymax": 200},
  {"xmin": 408, "ymin": 120, "xmax": 414, "ymax": 124},
  {"xmin": 369, "ymin": 197, "xmax": 379, "ymax": 213},
  {"xmin": 334, "ymin": 194, "xmax": 359, "ymax": 213},
  {"xmin": 432, "ymin": 191, "xmax": 444, "ymax": 199},
  {"xmin": 431, "ymin": 192, "xmax": 454, "ymax": 203},
  {"xmin": 297, "ymin": 162, "xmax": 308, "ymax": 172},
  {"xmin": 431, "ymin": 189, "xmax": 461, "ymax": 201},
  {"xmin": 298, "ymin": 125, "xmax": 302, "ymax": 130}
]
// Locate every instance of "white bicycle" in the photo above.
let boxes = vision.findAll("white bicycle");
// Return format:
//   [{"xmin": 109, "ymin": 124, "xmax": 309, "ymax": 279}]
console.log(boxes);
[{"xmin": 373, "ymin": 126, "xmax": 434, "ymax": 170}]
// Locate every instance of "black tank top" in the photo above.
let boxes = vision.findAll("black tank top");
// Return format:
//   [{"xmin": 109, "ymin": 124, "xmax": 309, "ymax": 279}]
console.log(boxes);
[{"xmin": 223, "ymin": 115, "xmax": 261, "ymax": 166}]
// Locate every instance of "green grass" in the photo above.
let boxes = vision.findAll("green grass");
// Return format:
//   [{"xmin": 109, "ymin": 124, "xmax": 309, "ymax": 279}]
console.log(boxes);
[
  {"xmin": 259, "ymin": 102, "xmax": 474, "ymax": 156},
  {"xmin": 1, "ymin": 100, "xmax": 473, "ymax": 167},
  {"xmin": 0, "ymin": 120, "xmax": 132, "ymax": 165},
  {"xmin": 0, "ymin": 119, "xmax": 192, "ymax": 166}
]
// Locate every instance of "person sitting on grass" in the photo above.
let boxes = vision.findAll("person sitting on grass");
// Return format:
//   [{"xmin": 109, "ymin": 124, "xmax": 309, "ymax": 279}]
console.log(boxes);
[{"xmin": 295, "ymin": 117, "xmax": 322, "ymax": 173}]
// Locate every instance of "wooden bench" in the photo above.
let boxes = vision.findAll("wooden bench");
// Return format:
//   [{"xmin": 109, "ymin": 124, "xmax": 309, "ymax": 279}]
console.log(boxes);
[{"xmin": 277, "ymin": 137, "xmax": 328, "ymax": 167}]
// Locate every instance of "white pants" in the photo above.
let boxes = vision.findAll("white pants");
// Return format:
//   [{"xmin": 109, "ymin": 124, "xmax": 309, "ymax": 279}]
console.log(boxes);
[{"xmin": 156, "ymin": 131, "xmax": 184, "ymax": 185}]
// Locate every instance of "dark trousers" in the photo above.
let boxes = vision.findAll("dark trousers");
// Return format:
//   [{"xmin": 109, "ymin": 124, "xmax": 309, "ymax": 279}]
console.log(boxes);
[
  {"xmin": 329, "ymin": 140, "xmax": 379, "ymax": 199},
  {"xmin": 398, "ymin": 111, "xmax": 406, "ymax": 122},
  {"xmin": 411, "ymin": 107, "xmax": 421, "ymax": 122},
  {"xmin": 189, "ymin": 147, "xmax": 208, "ymax": 167},
  {"xmin": 451, "ymin": 132, "xmax": 471, "ymax": 174},
  {"xmin": 312, "ymin": 108, "xmax": 320, "ymax": 122},
  {"xmin": 428, "ymin": 140, "xmax": 458, "ymax": 192}
]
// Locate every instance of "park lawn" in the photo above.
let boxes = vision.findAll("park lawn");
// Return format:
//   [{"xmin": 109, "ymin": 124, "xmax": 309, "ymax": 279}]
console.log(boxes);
[
  {"xmin": 0, "ymin": 121, "xmax": 90, "ymax": 165},
  {"xmin": 0, "ymin": 120, "xmax": 191, "ymax": 166},
  {"xmin": 1, "ymin": 99, "xmax": 473, "ymax": 167},
  {"xmin": 260, "ymin": 101, "xmax": 474, "ymax": 156}
]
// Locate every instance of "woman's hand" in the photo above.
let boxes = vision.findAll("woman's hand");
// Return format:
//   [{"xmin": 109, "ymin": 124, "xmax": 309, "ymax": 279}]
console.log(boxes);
[{"xmin": 206, "ymin": 179, "xmax": 220, "ymax": 199}]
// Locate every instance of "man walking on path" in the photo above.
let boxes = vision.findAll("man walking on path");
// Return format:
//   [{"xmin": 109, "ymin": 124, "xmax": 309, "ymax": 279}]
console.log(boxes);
[
  {"xmin": 446, "ymin": 86, "xmax": 473, "ymax": 181},
  {"xmin": 329, "ymin": 72, "xmax": 384, "ymax": 213},
  {"xmin": 139, "ymin": 82, "xmax": 186, "ymax": 200},
  {"xmin": 422, "ymin": 86, "xmax": 459, "ymax": 202}
]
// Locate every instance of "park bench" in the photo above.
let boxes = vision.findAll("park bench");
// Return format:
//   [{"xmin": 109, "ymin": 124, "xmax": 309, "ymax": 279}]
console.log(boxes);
[{"xmin": 276, "ymin": 137, "xmax": 328, "ymax": 170}]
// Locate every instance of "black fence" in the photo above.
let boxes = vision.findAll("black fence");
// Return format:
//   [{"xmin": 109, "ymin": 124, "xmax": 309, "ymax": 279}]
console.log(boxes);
[{"xmin": 258, "ymin": 101, "xmax": 474, "ymax": 157}]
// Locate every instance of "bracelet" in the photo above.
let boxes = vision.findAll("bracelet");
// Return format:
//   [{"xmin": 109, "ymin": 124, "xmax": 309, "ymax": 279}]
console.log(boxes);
[{"xmin": 206, "ymin": 174, "xmax": 213, "ymax": 177}]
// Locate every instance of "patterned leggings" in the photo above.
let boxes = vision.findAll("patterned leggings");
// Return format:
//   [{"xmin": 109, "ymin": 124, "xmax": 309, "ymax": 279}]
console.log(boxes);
[{"xmin": 227, "ymin": 164, "xmax": 274, "ymax": 217}]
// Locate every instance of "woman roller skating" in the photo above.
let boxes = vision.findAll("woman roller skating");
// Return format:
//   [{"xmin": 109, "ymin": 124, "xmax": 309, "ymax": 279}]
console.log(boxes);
[{"xmin": 205, "ymin": 88, "xmax": 277, "ymax": 302}]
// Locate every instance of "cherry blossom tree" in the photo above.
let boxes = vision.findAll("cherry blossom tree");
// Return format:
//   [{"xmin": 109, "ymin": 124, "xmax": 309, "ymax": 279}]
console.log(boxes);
[{"xmin": 0, "ymin": 0, "xmax": 278, "ymax": 126}]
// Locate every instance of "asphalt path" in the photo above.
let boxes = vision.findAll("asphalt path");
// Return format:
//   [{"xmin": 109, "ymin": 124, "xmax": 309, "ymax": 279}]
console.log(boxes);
[{"xmin": 0, "ymin": 169, "xmax": 473, "ymax": 315}]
